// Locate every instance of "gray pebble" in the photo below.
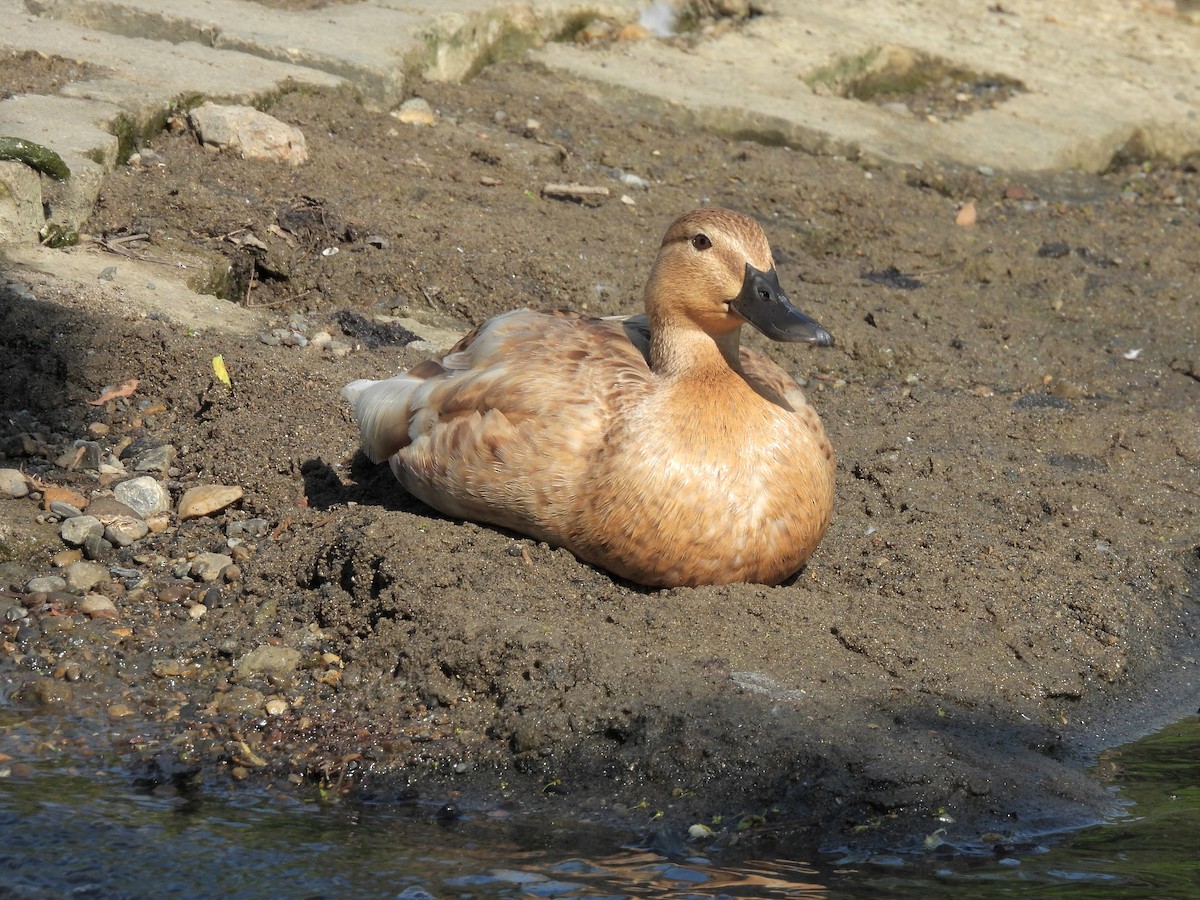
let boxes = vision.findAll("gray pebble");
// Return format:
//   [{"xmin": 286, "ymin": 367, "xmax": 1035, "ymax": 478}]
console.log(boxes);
[
  {"xmin": 83, "ymin": 534, "xmax": 112, "ymax": 560},
  {"xmin": 0, "ymin": 468, "xmax": 28, "ymax": 497},
  {"xmin": 113, "ymin": 475, "xmax": 171, "ymax": 517},
  {"xmin": 26, "ymin": 575, "xmax": 67, "ymax": 594},
  {"xmin": 134, "ymin": 445, "xmax": 176, "ymax": 474},
  {"xmin": 65, "ymin": 560, "xmax": 110, "ymax": 593},
  {"xmin": 191, "ymin": 552, "xmax": 233, "ymax": 583},
  {"xmin": 49, "ymin": 501, "xmax": 83, "ymax": 519},
  {"xmin": 227, "ymin": 518, "xmax": 270, "ymax": 539},
  {"xmin": 60, "ymin": 515, "xmax": 104, "ymax": 547}
]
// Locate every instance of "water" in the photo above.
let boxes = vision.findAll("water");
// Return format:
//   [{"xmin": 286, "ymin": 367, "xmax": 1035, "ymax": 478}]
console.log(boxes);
[{"xmin": 0, "ymin": 717, "xmax": 1197, "ymax": 899}]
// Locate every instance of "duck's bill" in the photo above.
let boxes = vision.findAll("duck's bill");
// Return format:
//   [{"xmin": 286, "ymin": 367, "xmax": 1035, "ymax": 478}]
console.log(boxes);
[{"xmin": 731, "ymin": 263, "xmax": 833, "ymax": 346}]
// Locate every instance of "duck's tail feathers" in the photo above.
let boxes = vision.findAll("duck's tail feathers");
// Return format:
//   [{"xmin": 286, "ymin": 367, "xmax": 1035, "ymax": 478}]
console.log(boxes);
[{"xmin": 341, "ymin": 376, "xmax": 420, "ymax": 464}]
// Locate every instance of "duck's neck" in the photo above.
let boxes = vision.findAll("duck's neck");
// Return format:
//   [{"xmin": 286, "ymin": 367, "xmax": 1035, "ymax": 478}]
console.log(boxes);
[{"xmin": 648, "ymin": 318, "xmax": 744, "ymax": 384}]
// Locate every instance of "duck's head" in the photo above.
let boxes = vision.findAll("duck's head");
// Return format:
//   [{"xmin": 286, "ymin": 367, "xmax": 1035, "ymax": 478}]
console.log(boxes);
[{"xmin": 645, "ymin": 207, "xmax": 833, "ymax": 347}]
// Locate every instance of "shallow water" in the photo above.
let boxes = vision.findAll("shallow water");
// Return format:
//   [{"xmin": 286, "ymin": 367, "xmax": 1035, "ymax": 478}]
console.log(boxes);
[{"xmin": 1, "ymin": 717, "xmax": 1196, "ymax": 899}]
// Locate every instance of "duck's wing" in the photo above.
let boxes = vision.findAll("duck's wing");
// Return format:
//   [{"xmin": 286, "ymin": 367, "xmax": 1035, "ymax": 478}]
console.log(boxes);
[{"xmin": 343, "ymin": 309, "xmax": 652, "ymax": 531}]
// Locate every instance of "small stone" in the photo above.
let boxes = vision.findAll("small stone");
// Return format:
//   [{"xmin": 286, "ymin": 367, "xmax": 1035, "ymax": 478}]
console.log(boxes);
[
  {"xmin": 61, "ymin": 515, "xmax": 104, "ymax": 547},
  {"xmin": 108, "ymin": 703, "xmax": 134, "ymax": 718},
  {"xmin": 227, "ymin": 518, "xmax": 269, "ymax": 539},
  {"xmin": 264, "ymin": 697, "xmax": 289, "ymax": 716},
  {"xmin": 87, "ymin": 422, "xmax": 110, "ymax": 438},
  {"xmin": 188, "ymin": 602, "xmax": 207, "ymax": 620},
  {"xmin": 392, "ymin": 97, "xmax": 436, "ymax": 126},
  {"xmin": 191, "ymin": 552, "xmax": 233, "ymax": 583},
  {"xmin": 105, "ymin": 517, "xmax": 150, "ymax": 547},
  {"xmin": 82, "ymin": 534, "xmax": 112, "ymax": 560},
  {"xmin": 64, "ymin": 560, "xmax": 110, "ymax": 593},
  {"xmin": 26, "ymin": 575, "xmax": 67, "ymax": 594},
  {"xmin": 88, "ymin": 496, "xmax": 142, "ymax": 521},
  {"xmin": 190, "ymin": 101, "xmax": 308, "ymax": 165},
  {"xmin": 145, "ymin": 512, "xmax": 171, "ymax": 533},
  {"xmin": 217, "ymin": 686, "xmax": 265, "ymax": 715},
  {"xmin": 0, "ymin": 468, "xmax": 28, "ymax": 497},
  {"xmin": 41, "ymin": 486, "xmax": 89, "ymax": 512},
  {"xmin": 51, "ymin": 548, "xmax": 83, "ymax": 568},
  {"xmin": 237, "ymin": 644, "xmax": 301, "ymax": 676},
  {"xmin": 113, "ymin": 476, "xmax": 170, "ymax": 517},
  {"xmin": 49, "ymin": 501, "xmax": 83, "ymax": 519},
  {"xmin": 178, "ymin": 484, "xmax": 243, "ymax": 520},
  {"xmin": 76, "ymin": 593, "xmax": 118, "ymax": 620},
  {"xmin": 133, "ymin": 445, "xmax": 176, "ymax": 474},
  {"xmin": 27, "ymin": 677, "xmax": 73, "ymax": 706}
]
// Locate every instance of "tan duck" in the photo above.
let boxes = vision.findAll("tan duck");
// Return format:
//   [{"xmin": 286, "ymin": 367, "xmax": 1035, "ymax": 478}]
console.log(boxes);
[{"xmin": 342, "ymin": 208, "xmax": 835, "ymax": 587}]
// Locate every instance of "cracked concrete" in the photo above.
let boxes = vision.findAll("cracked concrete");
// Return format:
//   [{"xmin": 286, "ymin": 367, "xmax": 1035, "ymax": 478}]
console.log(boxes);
[{"xmin": 0, "ymin": 0, "xmax": 1197, "ymax": 321}]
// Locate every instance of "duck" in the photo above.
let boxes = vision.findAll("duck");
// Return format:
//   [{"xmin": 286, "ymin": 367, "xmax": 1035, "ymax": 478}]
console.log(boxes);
[{"xmin": 342, "ymin": 207, "xmax": 836, "ymax": 588}]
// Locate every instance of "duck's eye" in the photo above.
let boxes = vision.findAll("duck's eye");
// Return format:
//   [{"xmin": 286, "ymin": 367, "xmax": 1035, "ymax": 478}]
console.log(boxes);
[{"xmin": 691, "ymin": 233, "xmax": 712, "ymax": 251}]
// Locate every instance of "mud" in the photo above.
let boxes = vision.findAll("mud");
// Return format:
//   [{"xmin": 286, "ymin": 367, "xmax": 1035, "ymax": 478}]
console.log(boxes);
[{"xmin": 2, "ymin": 59, "xmax": 1199, "ymax": 854}]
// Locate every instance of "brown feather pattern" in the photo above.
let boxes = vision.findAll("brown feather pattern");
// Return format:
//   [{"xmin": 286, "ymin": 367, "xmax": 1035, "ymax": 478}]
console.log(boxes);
[{"xmin": 342, "ymin": 208, "xmax": 835, "ymax": 587}]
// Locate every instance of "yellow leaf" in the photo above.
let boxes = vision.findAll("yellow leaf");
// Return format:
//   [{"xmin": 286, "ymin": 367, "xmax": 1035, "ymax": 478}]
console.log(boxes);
[{"xmin": 213, "ymin": 355, "xmax": 232, "ymax": 387}]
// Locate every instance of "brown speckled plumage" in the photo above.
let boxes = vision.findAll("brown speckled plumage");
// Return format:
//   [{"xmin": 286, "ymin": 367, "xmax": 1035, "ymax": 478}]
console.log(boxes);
[{"xmin": 343, "ymin": 208, "xmax": 835, "ymax": 587}]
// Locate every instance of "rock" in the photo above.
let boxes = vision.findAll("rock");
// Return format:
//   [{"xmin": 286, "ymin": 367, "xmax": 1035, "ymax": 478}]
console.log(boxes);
[
  {"xmin": 391, "ymin": 97, "xmax": 436, "ymax": 126},
  {"xmin": 217, "ymin": 686, "xmax": 265, "ymax": 715},
  {"xmin": 178, "ymin": 484, "xmax": 243, "ymax": 520},
  {"xmin": 133, "ymin": 445, "xmax": 176, "ymax": 474},
  {"xmin": 0, "ymin": 468, "xmax": 28, "ymax": 497},
  {"xmin": 89, "ymin": 495, "xmax": 142, "ymax": 521},
  {"xmin": 51, "ymin": 548, "xmax": 83, "ymax": 568},
  {"xmin": 227, "ymin": 518, "xmax": 270, "ymax": 539},
  {"xmin": 60, "ymin": 515, "xmax": 104, "ymax": 547},
  {"xmin": 49, "ymin": 501, "xmax": 83, "ymax": 519},
  {"xmin": 64, "ymin": 561, "xmax": 110, "ymax": 593},
  {"xmin": 41, "ymin": 485, "xmax": 89, "ymax": 512},
  {"xmin": 25, "ymin": 677, "xmax": 73, "ymax": 706},
  {"xmin": 104, "ymin": 517, "xmax": 149, "ymax": 547},
  {"xmin": 264, "ymin": 697, "xmax": 288, "ymax": 716},
  {"xmin": 26, "ymin": 575, "xmax": 67, "ymax": 594},
  {"xmin": 236, "ymin": 644, "xmax": 301, "ymax": 676},
  {"xmin": 82, "ymin": 534, "xmax": 112, "ymax": 560},
  {"xmin": 190, "ymin": 102, "xmax": 308, "ymax": 165},
  {"xmin": 76, "ymin": 593, "xmax": 118, "ymax": 620},
  {"xmin": 190, "ymin": 552, "xmax": 233, "ymax": 583}
]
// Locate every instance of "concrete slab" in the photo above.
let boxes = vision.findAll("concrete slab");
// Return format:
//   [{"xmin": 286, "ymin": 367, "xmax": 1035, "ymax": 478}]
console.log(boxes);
[
  {"xmin": 534, "ymin": 0, "xmax": 1200, "ymax": 172},
  {"xmin": 1, "ymin": 243, "xmax": 263, "ymax": 335}
]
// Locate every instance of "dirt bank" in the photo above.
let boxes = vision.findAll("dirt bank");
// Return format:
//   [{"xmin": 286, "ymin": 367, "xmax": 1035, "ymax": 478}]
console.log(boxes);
[{"xmin": 2, "ymin": 59, "xmax": 1198, "ymax": 854}]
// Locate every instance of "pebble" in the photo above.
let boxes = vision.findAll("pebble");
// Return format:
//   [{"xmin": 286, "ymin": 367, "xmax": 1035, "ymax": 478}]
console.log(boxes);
[
  {"xmin": 65, "ymin": 560, "xmax": 110, "ymax": 593},
  {"xmin": 392, "ymin": 97, "xmax": 436, "ymax": 126},
  {"xmin": 188, "ymin": 603, "xmax": 207, "ymax": 620},
  {"xmin": 145, "ymin": 512, "xmax": 171, "ymax": 533},
  {"xmin": 76, "ymin": 593, "xmax": 118, "ymax": 620},
  {"xmin": 105, "ymin": 516, "xmax": 150, "ymax": 547},
  {"xmin": 82, "ymin": 534, "xmax": 112, "ymax": 560},
  {"xmin": 227, "ymin": 518, "xmax": 269, "ymax": 539},
  {"xmin": 26, "ymin": 575, "xmax": 67, "ymax": 594},
  {"xmin": 237, "ymin": 644, "xmax": 301, "ymax": 676},
  {"xmin": 41, "ymin": 485, "xmax": 88, "ymax": 511},
  {"xmin": 264, "ymin": 698, "xmax": 289, "ymax": 716},
  {"xmin": 133, "ymin": 445, "xmax": 176, "ymax": 474},
  {"xmin": 88, "ymin": 495, "xmax": 142, "ymax": 521},
  {"xmin": 0, "ymin": 468, "xmax": 28, "ymax": 497},
  {"xmin": 114, "ymin": 476, "xmax": 167, "ymax": 515},
  {"xmin": 178, "ymin": 484, "xmax": 243, "ymax": 520},
  {"xmin": 51, "ymin": 548, "xmax": 82, "ymax": 568},
  {"xmin": 49, "ymin": 501, "xmax": 83, "ymax": 519},
  {"xmin": 60, "ymin": 515, "xmax": 104, "ymax": 547},
  {"xmin": 191, "ymin": 552, "xmax": 233, "ymax": 583},
  {"xmin": 189, "ymin": 101, "xmax": 309, "ymax": 165},
  {"xmin": 217, "ymin": 686, "xmax": 265, "ymax": 715}
]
